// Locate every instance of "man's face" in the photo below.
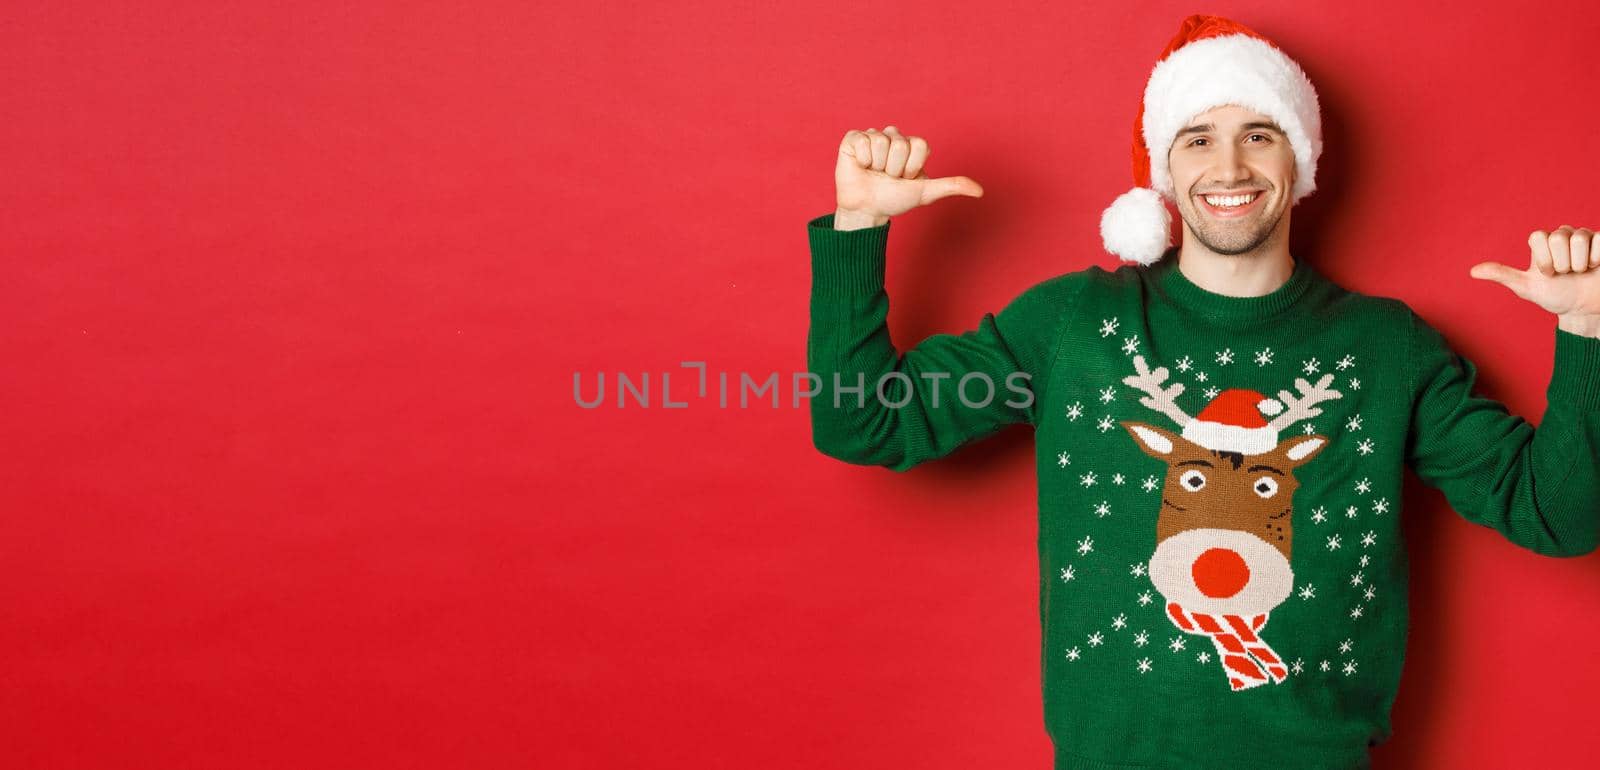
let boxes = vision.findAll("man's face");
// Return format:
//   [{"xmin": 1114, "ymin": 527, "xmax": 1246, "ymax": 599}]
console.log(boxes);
[{"xmin": 1167, "ymin": 104, "xmax": 1297, "ymax": 256}]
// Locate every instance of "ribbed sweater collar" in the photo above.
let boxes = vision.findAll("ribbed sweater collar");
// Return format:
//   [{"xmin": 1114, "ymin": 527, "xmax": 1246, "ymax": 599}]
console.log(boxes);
[{"xmin": 1149, "ymin": 248, "xmax": 1317, "ymax": 322}]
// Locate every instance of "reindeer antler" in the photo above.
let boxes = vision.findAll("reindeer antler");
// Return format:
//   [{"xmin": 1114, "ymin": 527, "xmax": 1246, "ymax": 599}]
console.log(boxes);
[
  {"xmin": 1267, "ymin": 373, "xmax": 1344, "ymax": 431},
  {"xmin": 1121, "ymin": 355, "xmax": 1193, "ymax": 427}
]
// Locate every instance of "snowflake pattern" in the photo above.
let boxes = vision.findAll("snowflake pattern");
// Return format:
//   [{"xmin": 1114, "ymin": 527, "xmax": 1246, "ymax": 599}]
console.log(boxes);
[
  {"xmin": 1066, "ymin": 402, "xmax": 1083, "ymax": 421},
  {"xmin": 1093, "ymin": 500, "xmax": 1111, "ymax": 518},
  {"xmin": 1099, "ymin": 318, "xmax": 1120, "ymax": 338},
  {"xmin": 1255, "ymin": 347, "xmax": 1274, "ymax": 366},
  {"xmin": 1215, "ymin": 348, "xmax": 1234, "ymax": 365},
  {"xmin": 1060, "ymin": 565, "xmax": 1076, "ymax": 582},
  {"xmin": 1298, "ymin": 583, "xmax": 1316, "ymax": 600},
  {"xmin": 1076, "ymin": 535, "xmax": 1095, "ymax": 556}
]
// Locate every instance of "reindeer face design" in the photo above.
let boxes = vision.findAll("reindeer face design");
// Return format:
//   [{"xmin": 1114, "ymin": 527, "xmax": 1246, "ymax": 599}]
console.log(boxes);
[
  {"xmin": 1123, "ymin": 420, "xmax": 1327, "ymax": 561},
  {"xmin": 1117, "ymin": 355, "xmax": 1341, "ymax": 691},
  {"xmin": 1122, "ymin": 420, "xmax": 1326, "ymax": 617}
]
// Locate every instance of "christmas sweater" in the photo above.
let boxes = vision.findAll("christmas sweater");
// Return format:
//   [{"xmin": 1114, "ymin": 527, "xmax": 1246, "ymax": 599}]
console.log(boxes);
[{"xmin": 804, "ymin": 211, "xmax": 1600, "ymax": 770}]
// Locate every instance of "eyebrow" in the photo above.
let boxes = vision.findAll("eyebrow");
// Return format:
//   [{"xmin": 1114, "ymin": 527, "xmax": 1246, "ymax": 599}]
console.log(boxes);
[
  {"xmin": 1176, "ymin": 120, "xmax": 1285, "ymax": 137},
  {"xmin": 1246, "ymin": 464, "xmax": 1285, "ymax": 476}
]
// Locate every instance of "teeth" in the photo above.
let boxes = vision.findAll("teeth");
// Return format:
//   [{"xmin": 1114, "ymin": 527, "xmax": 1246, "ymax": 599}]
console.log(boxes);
[{"xmin": 1203, "ymin": 193, "xmax": 1257, "ymax": 208}]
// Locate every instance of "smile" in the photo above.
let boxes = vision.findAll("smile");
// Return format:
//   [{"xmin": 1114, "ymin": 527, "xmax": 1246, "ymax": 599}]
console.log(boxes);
[{"xmin": 1197, "ymin": 190, "xmax": 1265, "ymax": 219}]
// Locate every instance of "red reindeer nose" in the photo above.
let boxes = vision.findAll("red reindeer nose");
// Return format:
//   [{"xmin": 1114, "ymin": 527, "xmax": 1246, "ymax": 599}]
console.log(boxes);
[{"xmin": 1192, "ymin": 547, "xmax": 1251, "ymax": 598}]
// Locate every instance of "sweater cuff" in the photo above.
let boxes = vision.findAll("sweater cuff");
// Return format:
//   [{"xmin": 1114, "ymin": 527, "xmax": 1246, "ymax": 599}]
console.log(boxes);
[
  {"xmin": 1546, "ymin": 326, "xmax": 1600, "ymax": 413},
  {"xmin": 807, "ymin": 212, "xmax": 890, "ymax": 295}
]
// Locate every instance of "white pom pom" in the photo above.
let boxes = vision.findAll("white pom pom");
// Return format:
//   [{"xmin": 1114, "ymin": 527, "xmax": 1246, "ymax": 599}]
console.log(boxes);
[
  {"xmin": 1258, "ymin": 398, "xmax": 1284, "ymax": 416},
  {"xmin": 1099, "ymin": 187, "xmax": 1172, "ymax": 265}
]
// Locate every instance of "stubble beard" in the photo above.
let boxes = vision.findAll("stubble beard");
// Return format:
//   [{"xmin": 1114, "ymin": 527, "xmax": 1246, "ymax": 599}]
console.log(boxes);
[{"xmin": 1177, "ymin": 192, "xmax": 1286, "ymax": 257}]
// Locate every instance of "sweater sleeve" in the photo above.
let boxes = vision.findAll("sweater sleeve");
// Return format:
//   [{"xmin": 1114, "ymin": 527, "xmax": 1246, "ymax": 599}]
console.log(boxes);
[
  {"xmin": 1404, "ymin": 310, "xmax": 1600, "ymax": 557},
  {"xmin": 805, "ymin": 212, "xmax": 1079, "ymax": 472}
]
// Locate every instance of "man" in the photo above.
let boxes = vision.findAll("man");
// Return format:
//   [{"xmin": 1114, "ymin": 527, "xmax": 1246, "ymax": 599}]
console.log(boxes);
[{"xmin": 804, "ymin": 14, "xmax": 1600, "ymax": 770}]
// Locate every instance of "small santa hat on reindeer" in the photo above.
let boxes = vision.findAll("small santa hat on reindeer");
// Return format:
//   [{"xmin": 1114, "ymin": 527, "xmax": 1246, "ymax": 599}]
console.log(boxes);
[
  {"xmin": 1181, "ymin": 388, "xmax": 1284, "ymax": 456},
  {"xmin": 1100, "ymin": 14, "xmax": 1323, "ymax": 265}
]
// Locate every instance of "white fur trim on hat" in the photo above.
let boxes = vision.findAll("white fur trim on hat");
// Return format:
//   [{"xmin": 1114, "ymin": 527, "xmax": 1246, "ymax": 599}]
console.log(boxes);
[
  {"xmin": 1100, "ymin": 186, "xmax": 1171, "ymax": 266},
  {"xmin": 1143, "ymin": 34, "xmax": 1322, "ymax": 204},
  {"xmin": 1181, "ymin": 419, "xmax": 1279, "ymax": 455}
]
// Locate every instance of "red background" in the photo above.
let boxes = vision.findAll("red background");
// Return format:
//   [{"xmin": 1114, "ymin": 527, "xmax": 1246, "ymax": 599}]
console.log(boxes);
[{"xmin": 5, "ymin": 1, "xmax": 1599, "ymax": 767}]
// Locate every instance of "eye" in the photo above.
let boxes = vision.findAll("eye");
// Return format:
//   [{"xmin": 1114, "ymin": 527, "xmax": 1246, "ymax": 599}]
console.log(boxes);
[
  {"xmin": 1187, "ymin": 137, "xmax": 1209, "ymax": 147},
  {"xmin": 1253, "ymin": 476, "xmax": 1279, "ymax": 498},
  {"xmin": 1246, "ymin": 133, "xmax": 1271, "ymax": 144},
  {"xmin": 1179, "ymin": 469, "xmax": 1206, "ymax": 491}
]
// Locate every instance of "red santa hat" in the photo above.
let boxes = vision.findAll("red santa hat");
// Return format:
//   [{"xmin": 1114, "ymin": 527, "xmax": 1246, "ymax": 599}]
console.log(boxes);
[
  {"xmin": 1180, "ymin": 388, "xmax": 1284, "ymax": 456},
  {"xmin": 1100, "ymin": 15, "xmax": 1323, "ymax": 265}
]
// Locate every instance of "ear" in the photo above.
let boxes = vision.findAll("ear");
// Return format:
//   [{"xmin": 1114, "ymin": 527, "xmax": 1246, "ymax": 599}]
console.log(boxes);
[
  {"xmin": 1280, "ymin": 434, "xmax": 1327, "ymax": 466},
  {"xmin": 1122, "ymin": 420, "xmax": 1180, "ymax": 459}
]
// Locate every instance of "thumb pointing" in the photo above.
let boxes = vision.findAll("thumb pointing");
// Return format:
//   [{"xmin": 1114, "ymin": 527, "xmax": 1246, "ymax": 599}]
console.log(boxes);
[
  {"xmin": 920, "ymin": 175, "xmax": 984, "ymax": 205},
  {"xmin": 1469, "ymin": 261, "xmax": 1528, "ymax": 296}
]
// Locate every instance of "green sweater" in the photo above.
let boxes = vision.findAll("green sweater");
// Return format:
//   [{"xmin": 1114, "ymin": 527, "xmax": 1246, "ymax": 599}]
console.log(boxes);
[{"xmin": 805, "ymin": 211, "xmax": 1600, "ymax": 769}]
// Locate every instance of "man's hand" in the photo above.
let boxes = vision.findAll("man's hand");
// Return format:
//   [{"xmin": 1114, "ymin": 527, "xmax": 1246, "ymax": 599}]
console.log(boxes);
[
  {"xmin": 833, "ymin": 126, "xmax": 983, "ymax": 230},
  {"xmin": 1471, "ymin": 226, "xmax": 1600, "ymax": 337}
]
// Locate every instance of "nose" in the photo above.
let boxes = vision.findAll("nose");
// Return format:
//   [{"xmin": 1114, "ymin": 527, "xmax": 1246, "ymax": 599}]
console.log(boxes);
[
  {"xmin": 1212, "ymin": 142, "xmax": 1250, "ymax": 185},
  {"xmin": 1191, "ymin": 547, "xmax": 1251, "ymax": 598}
]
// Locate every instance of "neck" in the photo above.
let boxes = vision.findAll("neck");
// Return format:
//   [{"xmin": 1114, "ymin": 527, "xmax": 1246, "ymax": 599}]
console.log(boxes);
[{"xmin": 1175, "ymin": 223, "xmax": 1294, "ymax": 297}]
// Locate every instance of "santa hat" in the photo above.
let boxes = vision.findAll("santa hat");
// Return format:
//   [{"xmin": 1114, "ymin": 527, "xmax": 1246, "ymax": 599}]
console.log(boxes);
[
  {"xmin": 1181, "ymin": 388, "xmax": 1284, "ymax": 456},
  {"xmin": 1100, "ymin": 15, "xmax": 1323, "ymax": 265}
]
